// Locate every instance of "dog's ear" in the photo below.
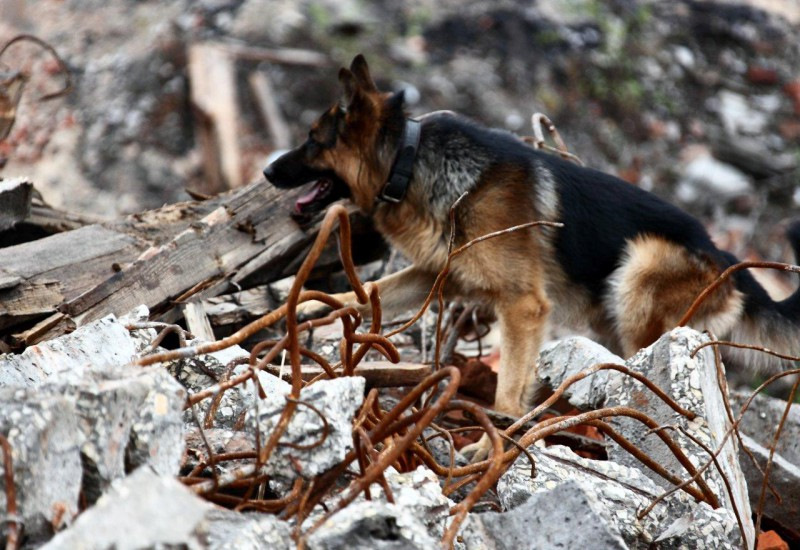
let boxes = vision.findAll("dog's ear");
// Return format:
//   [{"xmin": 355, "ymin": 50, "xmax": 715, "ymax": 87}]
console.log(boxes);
[
  {"xmin": 339, "ymin": 67, "xmax": 358, "ymax": 106},
  {"xmin": 349, "ymin": 54, "xmax": 377, "ymax": 92}
]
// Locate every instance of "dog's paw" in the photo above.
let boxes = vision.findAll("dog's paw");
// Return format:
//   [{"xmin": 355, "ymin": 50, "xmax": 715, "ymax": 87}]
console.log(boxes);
[{"xmin": 460, "ymin": 434, "xmax": 495, "ymax": 463}]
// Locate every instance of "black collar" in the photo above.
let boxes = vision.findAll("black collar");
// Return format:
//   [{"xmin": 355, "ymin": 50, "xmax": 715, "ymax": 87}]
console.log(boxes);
[{"xmin": 379, "ymin": 118, "xmax": 421, "ymax": 203}]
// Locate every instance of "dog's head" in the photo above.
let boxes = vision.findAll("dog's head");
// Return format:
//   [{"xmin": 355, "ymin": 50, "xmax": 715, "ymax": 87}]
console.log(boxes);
[{"xmin": 263, "ymin": 54, "xmax": 406, "ymax": 218}]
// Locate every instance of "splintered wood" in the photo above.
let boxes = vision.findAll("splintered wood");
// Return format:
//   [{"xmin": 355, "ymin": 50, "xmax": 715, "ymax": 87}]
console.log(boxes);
[{"xmin": 0, "ymin": 179, "xmax": 329, "ymax": 346}]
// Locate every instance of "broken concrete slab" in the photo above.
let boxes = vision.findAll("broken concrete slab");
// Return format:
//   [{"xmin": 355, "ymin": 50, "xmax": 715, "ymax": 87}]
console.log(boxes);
[
  {"xmin": 498, "ymin": 444, "xmax": 742, "ymax": 549},
  {"xmin": 730, "ymin": 388, "xmax": 800, "ymax": 466},
  {"xmin": 738, "ymin": 433, "xmax": 800, "ymax": 535},
  {"xmin": 67, "ymin": 375, "xmax": 151, "ymax": 503},
  {"xmin": 0, "ymin": 388, "xmax": 83, "ymax": 542},
  {"xmin": 248, "ymin": 375, "xmax": 366, "ymax": 479},
  {"xmin": 42, "ymin": 467, "xmax": 212, "ymax": 550},
  {"xmin": 44, "ymin": 366, "xmax": 186, "ymax": 503},
  {"xmin": 41, "ymin": 466, "xmax": 293, "ymax": 549},
  {"xmin": 307, "ymin": 500, "xmax": 438, "ymax": 550},
  {"xmin": 536, "ymin": 336, "xmax": 625, "ymax": 409},
  {"xmin": 605, "ymin": 327, "xmax": 754, "ymax": 547},
  {"xmin": 0, "ymin": 313, "xmax": 139, "ymax": 387},
  {"xmin": 479, "ymin": 480, "xmax": 628, "ymax": 550}
]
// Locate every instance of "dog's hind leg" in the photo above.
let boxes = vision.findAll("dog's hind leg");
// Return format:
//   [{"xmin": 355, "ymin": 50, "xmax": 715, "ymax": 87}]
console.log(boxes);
[
  {"xmin": 607, "ymin": 236, "xmax": 742, "ymax": 357},
  {"xmin": 462, "ymin": 289, "xmax": 551, "ymax": 461}
]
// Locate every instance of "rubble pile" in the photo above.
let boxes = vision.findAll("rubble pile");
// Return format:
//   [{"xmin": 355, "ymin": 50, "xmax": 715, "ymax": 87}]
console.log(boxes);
[{"xmin": 0, "ymin": 204, "xmax": 794, "ymax": 548}]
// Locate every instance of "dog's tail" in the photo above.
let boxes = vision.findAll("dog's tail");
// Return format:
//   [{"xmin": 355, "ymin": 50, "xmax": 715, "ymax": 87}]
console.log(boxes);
[{"xmin": 725, "ymin": 220, "xmax": 800, "ymax": 372}]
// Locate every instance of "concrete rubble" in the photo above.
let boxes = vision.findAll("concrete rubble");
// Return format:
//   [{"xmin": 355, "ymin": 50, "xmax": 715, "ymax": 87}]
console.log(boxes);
[
  {"xmin": 0, "ymin": 305, "xmax": 793, "ymax": 548},
  {"xmin": 42, "ymin": 466, "xmax": 295, "ymax": 550},
  {"xmin": 729, "ymin": 389, "xmax": 800, "ymax": 535},
  {"xmin": 497, "ymin": 444, "xmax": 741, "ymax": 549},
  {"xmin": 536, "ymin": 335, "xmax": 624, "ymax": 410},
  {"xmin": 247, "ymin": 374, "xmax": 366, "ymax": 479},
  {"xmin": 604, "ymin": 327, "xmax": 753, "ymax": 547},
  {"xmin": 0, "ymin": 389, "xmax": 83, "ymax": 543}
]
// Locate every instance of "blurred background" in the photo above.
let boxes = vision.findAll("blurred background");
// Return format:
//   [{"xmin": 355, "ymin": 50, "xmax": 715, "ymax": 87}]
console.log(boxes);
[{"xmin": 1, "ymin": 0, "xmax": 799, "ymax": 274}]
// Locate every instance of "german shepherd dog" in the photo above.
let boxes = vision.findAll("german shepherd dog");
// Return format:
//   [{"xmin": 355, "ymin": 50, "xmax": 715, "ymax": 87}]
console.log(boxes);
[{"xmin": 264, "ymin": 55, "xmax": 800, "ymax": 458}]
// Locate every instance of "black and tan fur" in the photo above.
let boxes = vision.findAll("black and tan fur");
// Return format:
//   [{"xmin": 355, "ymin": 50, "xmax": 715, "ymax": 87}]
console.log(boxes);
[{"xmin": 264, "ymin": 55, "xmax": 800, "ymax": 456}]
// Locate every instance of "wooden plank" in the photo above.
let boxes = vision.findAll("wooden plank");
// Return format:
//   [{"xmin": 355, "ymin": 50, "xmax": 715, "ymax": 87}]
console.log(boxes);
[
  {"xmin": 182, "ymin": 302, "xmax": 215, "ymax": 342},
  {"xmin": 61, "ymin": 181, "xmax": 310, "ymax": 327},
  {"xmin": 188, "ymin": 42, "xmax": 242, "ymax": 192},
  {"xmin": 0, "ymin": 282, "xmax": 63, "ymax": 330},
  {"xmin": 263, "ymin": 361, "xmax": 433, "ymax": 388},
  {"xmin": 0, "ymin": 225, "xmax": 143, "ymax": 279},
  {"xmin": 249, "ymin": 72, "xmax": 291, "ymax": 149}
]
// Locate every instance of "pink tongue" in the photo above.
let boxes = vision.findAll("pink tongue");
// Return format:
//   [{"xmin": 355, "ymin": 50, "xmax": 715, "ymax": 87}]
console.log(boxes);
[{"xmin": 295, "ymin": 181, "xmax": 325, "ymax": 211}]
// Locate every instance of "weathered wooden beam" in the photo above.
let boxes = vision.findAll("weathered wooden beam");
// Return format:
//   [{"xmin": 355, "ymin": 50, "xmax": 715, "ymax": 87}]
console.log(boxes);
[{"xmin": 188, "ymin": 42, "xmax": 242, "ymax": 193}]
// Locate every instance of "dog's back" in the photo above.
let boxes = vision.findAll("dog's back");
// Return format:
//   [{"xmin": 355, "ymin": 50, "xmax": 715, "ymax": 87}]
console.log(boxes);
[{"xmin": 404, "ymin": 112, "xmax": 800, "ymax": 370}]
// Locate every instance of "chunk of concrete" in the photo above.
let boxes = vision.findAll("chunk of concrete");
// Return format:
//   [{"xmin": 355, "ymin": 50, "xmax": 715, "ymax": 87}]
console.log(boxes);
[
  {"xmin": 197, "ymin": 509, "xmax": 293, "ymax": 550},
  {"xmin": 307, "ymin": 501, "xmax": 437, "ymax": 550},
  {"xmin": 605, "ymin": 327, "xmax": 754, "ymax": 547},
  {"xmin": 248, "ymin": 376, "xmax": 365, "ymax": 479},
  {"xmin": 498, "ymin": 444, "xmax": 742, "ymax": 549},
  {"xmin": 0, "ymin": 389, "xmax": 83, "ymax": 542},
  {"xmin": 0, "ymin": 314, "xmax": 139, "ymax": 387},
  {"xmin": 737, "ymin": 433, "xmax": 800, "ymax": 534},
  {"xmin": 730, "ymin": 389, "xmax": 800, "ymax": 466},
  {"xmin": 126, "ymin": 368, "xmax": 186, "ymax": 476},
  {"xmin": 49, "ymin": 367, "xmax": 186, "ymax": 503},
  {"xmin": 479, "ymin": 480, "xmax": 628, "ymax": 550},
  {"xmin": 42, "ymin": 467, "xmax": 276, "ymax": 550},
  {"xmin": 536, "ymin": 336, "xmax": 625, "ymax": 409},
  {"xmin": 169, "ymin": 343, "xmax": 254, "ymax": 429}
]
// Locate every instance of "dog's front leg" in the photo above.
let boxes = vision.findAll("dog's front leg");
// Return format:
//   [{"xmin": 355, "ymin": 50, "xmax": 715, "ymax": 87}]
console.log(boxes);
[
  {"xmin": 462, "ymin": 291, "xmax": 551, "ymax": 461},
  {"xmin": 295, "ymin": 265, "xmax": 437, "ymax": 321}
]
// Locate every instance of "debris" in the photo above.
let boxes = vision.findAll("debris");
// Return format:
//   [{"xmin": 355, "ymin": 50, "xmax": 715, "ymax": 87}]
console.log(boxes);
[
  {"xmin": 498, "ymin": 444, "xmax": 741, "ymax": 549},
  {"xmin": 306, "ymin": 501, "xmax": 437, "ymax": 550},
  {"xmin": 536, "ymin": 336, "xmax": 624, "ymax": 409},
  {"xmin": 480, "ymin": 480, "xmax": 628, "ymax": 550},
  {"xmin": 606, "ymin": 327, "xmax": 754, "ymax": 547},
  {"xmin": 41, "ymin": 466, "xmax": 292, "ymax": 550},
  {"xmin": 0, "ymin": 388, "xmax": 82, "ymax": 542},
  {"xmin": 250, "ymin": 71, "xmax": 292, "ymax": 150},
  {"xmin": 738, "ymin": 434, "xmax": 800, "ymax": 537},
  {"xmin": 248, "ymin": 375, "xmax": 366, "ymax": 479}
]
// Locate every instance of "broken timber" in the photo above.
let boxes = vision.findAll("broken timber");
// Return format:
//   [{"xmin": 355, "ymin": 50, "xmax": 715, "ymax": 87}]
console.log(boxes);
[{"xmin": 0, "ymin": 179, "xmax": 352, "ymax": 346}]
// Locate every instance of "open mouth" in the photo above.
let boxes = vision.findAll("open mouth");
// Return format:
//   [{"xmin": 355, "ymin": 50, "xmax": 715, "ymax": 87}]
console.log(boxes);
[{"xmin": 291, "ymin": 176, "xmax": 349, "ymax": 224}]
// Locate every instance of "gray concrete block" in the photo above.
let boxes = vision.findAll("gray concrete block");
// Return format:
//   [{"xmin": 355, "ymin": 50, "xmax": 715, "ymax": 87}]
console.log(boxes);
[
  {"xmin": 0, "ymin": 389, "xmax": 83, "ymax": 542},
  {"xmin": 605, "ymin": 327, "xmax": 753, "ymax": 547},
  {"xmin": 537, "ymin": 336, "xmax": 625, "ymax": 409}
]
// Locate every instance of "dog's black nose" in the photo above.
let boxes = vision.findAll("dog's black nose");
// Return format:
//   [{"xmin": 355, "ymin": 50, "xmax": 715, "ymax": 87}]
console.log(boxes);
[{"xmin": 263, "ymin": 164, "xmax": 276, "ymax": 183}]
